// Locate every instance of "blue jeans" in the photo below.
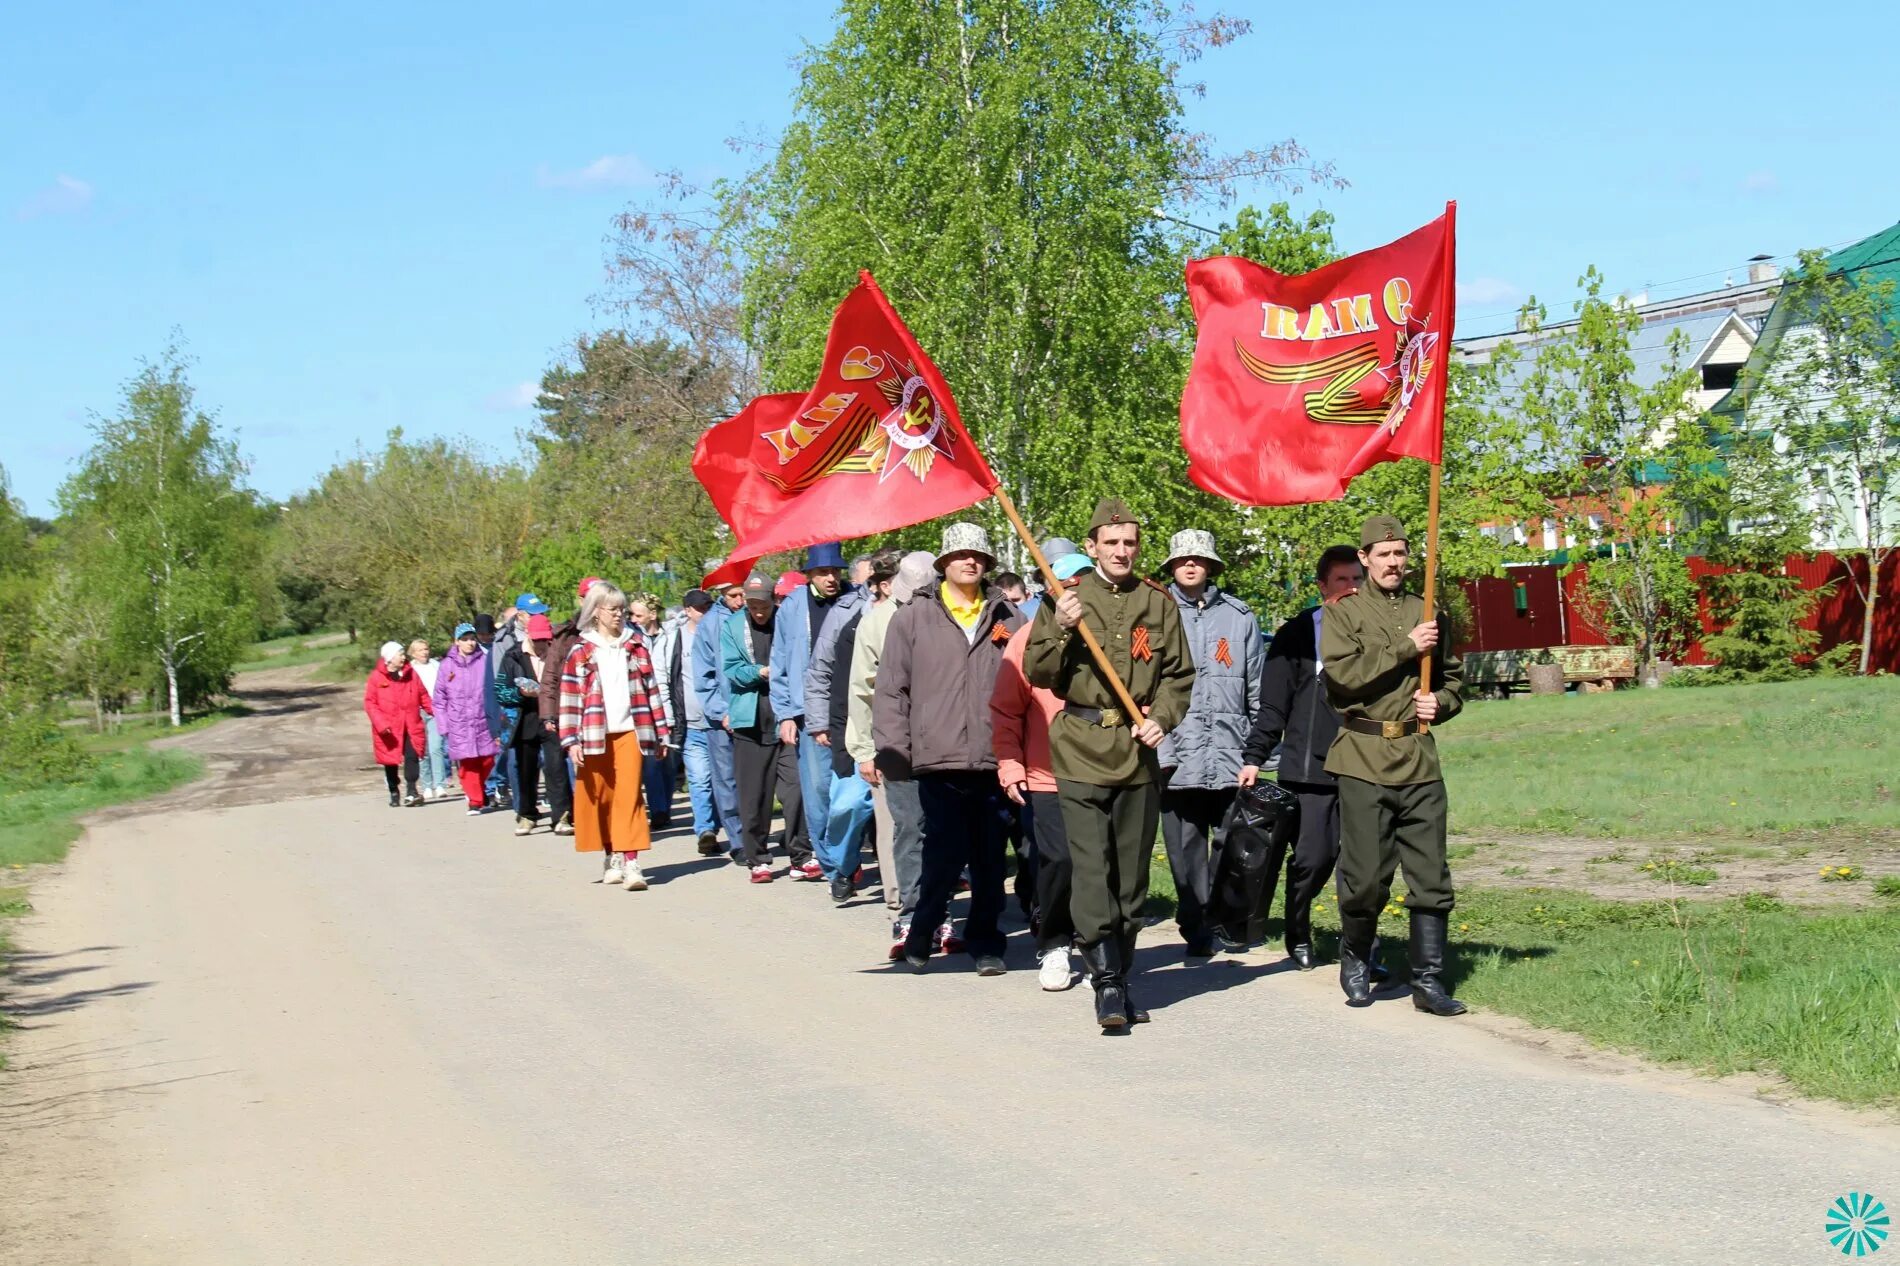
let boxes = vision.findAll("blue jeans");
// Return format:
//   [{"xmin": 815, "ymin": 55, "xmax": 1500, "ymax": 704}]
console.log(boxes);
[
  {"xmin": 707, "ymin": 725, "xmax": 744, "ymax": 851},
  {"xmin": 420, "ymin": 716, "xmax": 450, "ymax": 793},
  {"xmin": 797, "ymin": 730, "xmax": 837, "ymax": 874},
  {"xmin": 683, "ymin": 727, "xmax": 718, "ymax": 837},
  {"xmin": 642, "ymin": 745, "xmax": 677, "ymax": 825},
  {"xmin": 819, "ymin": 772, "xmax": 875, "ymax": 882},
  {"xmin": 489, "ymin": 741, "xmax": 517, "ymax": 803}
]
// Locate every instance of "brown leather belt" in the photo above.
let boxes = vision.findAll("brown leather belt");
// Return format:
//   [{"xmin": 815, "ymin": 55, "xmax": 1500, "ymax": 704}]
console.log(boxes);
[
  {"xmin": 1062, "ymin": 702, "xmax": 1125, "ymax": 728},
  {"xmin": 1344, "ymin": 716, "xmax": 1425, "ymax": 739}
]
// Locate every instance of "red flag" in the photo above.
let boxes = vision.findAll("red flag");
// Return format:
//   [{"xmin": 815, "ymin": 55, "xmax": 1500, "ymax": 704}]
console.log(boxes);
[
  {"xmin": 1180, "ymin": 203, "xmax": 1456, "ymax": 505},
  {"xmin": 693, "ymin": 271, "xmax": 997, "ymax": 579}
]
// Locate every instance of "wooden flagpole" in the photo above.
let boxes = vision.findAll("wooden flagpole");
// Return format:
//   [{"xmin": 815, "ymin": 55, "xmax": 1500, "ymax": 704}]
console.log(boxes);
[
  {"xmin": 990, "ymin": 486, "xmax": 1145, "ymax": 726},
  {"xmin": 1417, "ymin": 461, "xmax": 1444, "ymax": 726}
]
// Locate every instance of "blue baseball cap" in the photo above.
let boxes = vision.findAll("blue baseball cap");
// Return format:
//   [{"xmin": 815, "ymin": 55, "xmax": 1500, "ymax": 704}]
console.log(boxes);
[
  {"xmin": 514, "ymin": 592, "xmax": 549, "ymax": 615},
  {"xmin": 802, "ymin": 541, "xmax": 847, "ymax": 571},
  {"xmin": 1052, "ymin": 552, "xmax": 1093, "ymax": 581},
  {"xmin": 452, "ymin": 621, "xmax": 477, "ymax": 639}
]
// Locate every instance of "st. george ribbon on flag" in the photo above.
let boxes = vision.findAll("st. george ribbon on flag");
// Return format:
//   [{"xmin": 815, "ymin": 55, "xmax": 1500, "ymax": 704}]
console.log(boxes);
[
  {"xmin": 693, "ymin": 271, "xmax": 998, "ymax": 587},
  {"xmin": 1179, "ymin": 203, "xmax": 1455, "ymax": 506}
]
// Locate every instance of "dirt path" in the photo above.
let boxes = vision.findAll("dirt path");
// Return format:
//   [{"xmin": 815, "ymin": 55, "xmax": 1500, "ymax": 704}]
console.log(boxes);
[{"xmin": 2, "ymin": 664, "xmax": 1896, "ymax": 1264}]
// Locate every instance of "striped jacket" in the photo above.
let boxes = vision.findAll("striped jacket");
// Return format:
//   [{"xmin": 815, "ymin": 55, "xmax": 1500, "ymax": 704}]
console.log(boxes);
[{"xmin": 558, "ymin": 633, "xmax": 670, "ymax": 757}]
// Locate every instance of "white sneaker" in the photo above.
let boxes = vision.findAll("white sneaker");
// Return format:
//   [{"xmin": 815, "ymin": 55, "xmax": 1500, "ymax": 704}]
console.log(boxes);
[
  {"xmin": 600, "ymin": 854, "xmax": 625, "ymax": 885},
  {"xmin": 1038, "ymin": 946, "xmax": 1076, "ymax": 992},
  {"xmin": 623, "ymin": 859, "xmax": 648, "ymax": 891}
]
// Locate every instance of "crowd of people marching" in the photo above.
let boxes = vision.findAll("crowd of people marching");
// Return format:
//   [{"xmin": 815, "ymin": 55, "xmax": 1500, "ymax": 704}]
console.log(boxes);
[{"xmin": 363, "ymin": 503, "xmax": 1468, "ymax": 1031}]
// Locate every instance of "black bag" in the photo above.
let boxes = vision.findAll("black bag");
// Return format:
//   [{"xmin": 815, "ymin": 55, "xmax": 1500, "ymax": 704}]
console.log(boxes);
[{"xmin": 1207, "ymin": 780, "xmax": 1300, "ymax": 941}]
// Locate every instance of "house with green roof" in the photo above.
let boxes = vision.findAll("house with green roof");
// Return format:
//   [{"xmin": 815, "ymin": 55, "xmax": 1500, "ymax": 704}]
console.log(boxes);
[{"xmin": 1718, "ymin": 219, "xmax": 1900, "ymax": 551}]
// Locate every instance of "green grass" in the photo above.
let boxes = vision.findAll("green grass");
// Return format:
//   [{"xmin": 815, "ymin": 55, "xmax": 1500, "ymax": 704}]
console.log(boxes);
[
  {"xmin": 1145, "ymin": 853, "xmax": 1900, "ymax": 1105},
  {"xmin": 73, "ymin": 704, "xmax": 252, "ymax": 755},
  {"xmin": 1440, "ymin": 676, "xmax": 1900, "ymax": 841},
  {"xmin": 239, "ymin": 630, "xmax": 357, "ymax": 672},
  {"xmin": 0, "ymin": 747, "xmax": 204, "ymax": 870}
]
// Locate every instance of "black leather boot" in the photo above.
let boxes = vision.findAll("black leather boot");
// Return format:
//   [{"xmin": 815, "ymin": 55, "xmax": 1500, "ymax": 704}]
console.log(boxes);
[
  {"xmin": 1337, "ymin": 913, "xmax": 1375, "ymax": 1006},
  {"xmin": 1409, "ymin": 911, "xmax": 1468, "ymax": 1016},
  {"xmin": 1119, "ymin": 929, "xmax": 1150, "ymax": 1024},
  {"xmin": 1080, "ymin": 941, "xmax": 1128, "ymax": 1030},
  {"xmin": 1368, "ymin": 935, "xmax": 1392, "ymax": 984},
  {"xmin": 1283, "ymin": 900, "xmax": 1316, "ymax": 970}
]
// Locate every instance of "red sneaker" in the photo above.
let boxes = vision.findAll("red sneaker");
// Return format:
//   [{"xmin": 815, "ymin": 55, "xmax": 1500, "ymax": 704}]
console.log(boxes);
[
  {"xmin": 749, "ymin": 865, "xmax": 774, "ymax": 884},
  {"xmin": 936, "ymin": 922, "xmax": 964, "ymax": 954},
  {"xmin": 792, "ymin": 860, "xmax": 824, "ymax": 882}
]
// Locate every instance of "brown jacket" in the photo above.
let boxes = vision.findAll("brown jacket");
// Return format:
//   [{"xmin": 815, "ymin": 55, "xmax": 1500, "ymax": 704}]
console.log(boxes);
[
  {"xmin": 538, "ymin": 619, "xmax": 583, "ymax": 724},
  {"xmin": 873, "ymin": 586, "xmax": 1023, "ymax": 777}
]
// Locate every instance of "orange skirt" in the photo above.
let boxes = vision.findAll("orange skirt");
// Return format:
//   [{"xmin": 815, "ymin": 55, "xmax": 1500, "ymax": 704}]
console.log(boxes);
[{"xmin": 573, "ymin": 730, "xmax": 652, "ymax": 855}]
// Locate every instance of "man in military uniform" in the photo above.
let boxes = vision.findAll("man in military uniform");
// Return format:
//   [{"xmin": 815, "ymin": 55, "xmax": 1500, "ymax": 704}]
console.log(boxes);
[
  {"xmin": 1320, "ymin": 514, "xmax": 1467, "ymax": 1016},
  {"xmin": 1025, "ymin": 499, "xmax": 1196, "ymax": 1031}
]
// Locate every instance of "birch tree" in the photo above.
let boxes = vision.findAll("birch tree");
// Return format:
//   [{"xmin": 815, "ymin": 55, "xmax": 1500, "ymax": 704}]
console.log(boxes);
[{"xmin": 58, "ymin": 350, "xmax": 259, "ymax": 726}]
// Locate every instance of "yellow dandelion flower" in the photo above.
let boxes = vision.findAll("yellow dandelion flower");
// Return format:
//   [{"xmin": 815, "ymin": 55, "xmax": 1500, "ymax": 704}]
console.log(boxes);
[
  {"xmin": 1837, "ymin": 866, "xmax": 1853, "ymax": 875},
  {"xmin": 1459, "ymin": 923, "xmax": 1470, "ymax": 932},
  {"xmin": 1631, "ymin": 959, "xmax": 1641, "ymax": 967}
]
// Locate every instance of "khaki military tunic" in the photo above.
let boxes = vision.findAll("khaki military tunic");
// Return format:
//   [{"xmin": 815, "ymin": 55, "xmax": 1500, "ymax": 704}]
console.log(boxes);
[
  {"xmin": 1024, "ymin": 571, "xmax": 1196, "ymax": 786},
  {"xmin": 1319, "ymin": 586, "xmax": 1464, "ymax": 786}
]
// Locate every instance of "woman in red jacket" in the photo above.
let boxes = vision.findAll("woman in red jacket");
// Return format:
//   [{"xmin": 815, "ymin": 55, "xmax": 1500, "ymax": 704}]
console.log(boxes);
[{"xmin": 364, "ymin": 640, "xmax": 433, "ymax": 807}]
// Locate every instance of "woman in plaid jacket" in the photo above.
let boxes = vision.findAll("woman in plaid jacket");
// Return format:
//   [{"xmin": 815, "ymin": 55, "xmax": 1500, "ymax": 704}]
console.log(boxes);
[{"xmin": 558, "ymin": 581, "xmax": 671, "ymax": 890}]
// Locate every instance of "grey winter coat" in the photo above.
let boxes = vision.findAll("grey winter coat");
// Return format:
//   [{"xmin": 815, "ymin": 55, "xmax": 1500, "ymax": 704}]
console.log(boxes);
[{"xmin": 1158, "ymin": 583, "xmax": 1265, "ymax": 789}]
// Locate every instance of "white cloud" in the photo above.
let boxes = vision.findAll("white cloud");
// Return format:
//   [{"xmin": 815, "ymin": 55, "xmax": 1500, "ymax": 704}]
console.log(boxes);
[
  {"xmin": 15, "ymin": 174, "xmax": 94, "ymax": 221},
  {"xmin": 1740, "ymin": 170, "xmax": 1778, "ymax": 194},
  {"xmin": 535, "ymin": 154, "xmax": 651, "ymax": 191},
  {"xmin": 1457, "ymin": 277, "xmax": 1520, "ymax": 306},
  {"xmin": 483, "ymin": 382, "xmax": 540, "ymax": 412}
]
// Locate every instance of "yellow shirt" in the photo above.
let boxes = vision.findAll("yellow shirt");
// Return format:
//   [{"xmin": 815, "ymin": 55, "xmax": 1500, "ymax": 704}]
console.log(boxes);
[{"xmin": 942, "ymin": 582, "xmax": 983, "ymax": 634}]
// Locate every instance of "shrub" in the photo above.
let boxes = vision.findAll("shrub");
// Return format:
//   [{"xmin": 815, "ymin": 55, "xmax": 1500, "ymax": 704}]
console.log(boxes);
[{"xmin": 0, "ymin": 681, "xmax": 94, "ymax": 789}]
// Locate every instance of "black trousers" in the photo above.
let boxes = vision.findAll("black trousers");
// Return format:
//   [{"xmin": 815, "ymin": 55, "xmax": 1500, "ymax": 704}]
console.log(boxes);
[
  {"xmin": 512, "ymin": 730, "xmax": 543, "ymax": 821},
  {"xmin": 732, "ymin": 727, "xmax": 808, "ymax": 868},
  {"xmin": 540, "ymin": 727, "xmax": 573, "ymax": 825},
  {"xmin": 904, "ymin": 772, "xmax": 1009, "ymax": 960},
  {"xmin": 1159, "ymin": 786, "xmax": 1237, "ymax": 946},
  {"xmin": 1337, "ymin": 776, "xmax": 1454, "ymax": 919},
  {"xmin": 1058, "ymin": 778, "xmax": 1160, "ymax": 950},
  {"xmin": 1026, "ymin": 790, "xmax": 1075, "ymax": 953},
  {"xmin": 1246, "ymin": 780, "xmax": 1343, "ymax": 947},
  {"xmin": 382, "ymin": 736, "xmax": 419, "ymax": 797}
]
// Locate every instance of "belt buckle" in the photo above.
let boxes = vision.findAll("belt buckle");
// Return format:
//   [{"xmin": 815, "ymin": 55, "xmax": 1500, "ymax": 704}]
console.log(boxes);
[
  {"xmin": 1101, "ymin": 707, "xmax": 1123, "ymax": 728},
  {"xmin": 1381, "ymin": 720, "xmax": 1405, "ymax": 740}
]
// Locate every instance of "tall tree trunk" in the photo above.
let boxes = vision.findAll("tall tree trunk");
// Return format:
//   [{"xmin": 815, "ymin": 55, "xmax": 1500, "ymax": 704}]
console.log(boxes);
[
  {"xmin": 1860, "ymin": 560, "xmax": 1877, "ymax": 676},
  {"xmin": 92, "ymin": 691, "xmax": 105, "ymax": 734},
  {"xmin": 166, "ymin": 660, "xmax": 182, "ymax": 728}
]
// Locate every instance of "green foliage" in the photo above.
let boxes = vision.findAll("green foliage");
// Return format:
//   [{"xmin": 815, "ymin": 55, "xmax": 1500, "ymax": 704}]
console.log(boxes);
[
  {"xmin": 276, "ymin": 430, "xmax": 534, "ymax": 645},
  {"xmin": 1742, "ymin": 248, "xmax": 1900, "ymax": 674},
  {"xmin": 1508, "ymin": 269, "xmax": 1711, "ymax": 671},
  {"xmin": 56, "ymin": 348, "xmax": 264, "ymax": 725},
  {"xmin": 0, "ymin": 678, "xmax": 93, "ymax": 789},
  {"xmin": 508, "ymin": 527, "xmax": 624, "ymax": 619},
  {"xmin": 527, "ymin": 333, "xmax": 731, "ymax": 591},
  {"xmin": 722, "ymin": 1, "xmax": 1333, "ymax": 579},
  {"xmin": 1699, "ymin": 567, "xmax": 1822, "ymax": 681},
  {"xmin": 1874, "ymin": 875, "xmax": 1900, "ymax": 899}
]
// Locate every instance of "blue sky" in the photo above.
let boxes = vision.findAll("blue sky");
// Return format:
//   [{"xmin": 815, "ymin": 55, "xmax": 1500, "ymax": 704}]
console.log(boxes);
[{"xmin": 4, "ymin": 0, "xmax": 1896, "ymax": 516}]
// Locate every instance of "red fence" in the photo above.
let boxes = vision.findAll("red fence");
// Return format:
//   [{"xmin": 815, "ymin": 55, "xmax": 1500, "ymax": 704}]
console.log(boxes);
[{"xmin": 1455, "ymin": 551, "xmax": 1900, "ymax": 672}]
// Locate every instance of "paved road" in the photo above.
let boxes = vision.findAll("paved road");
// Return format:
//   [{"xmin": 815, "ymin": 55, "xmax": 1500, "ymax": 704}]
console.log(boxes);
[{"xmin": 2, "ymin": 669, "xmax": 1895, "ymax": 1264}]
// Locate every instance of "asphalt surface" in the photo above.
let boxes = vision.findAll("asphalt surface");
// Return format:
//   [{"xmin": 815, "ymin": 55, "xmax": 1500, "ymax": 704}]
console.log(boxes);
[{"xmin": 2, "ymin": 669, "xmax": 1895, "ymax": 1264}]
